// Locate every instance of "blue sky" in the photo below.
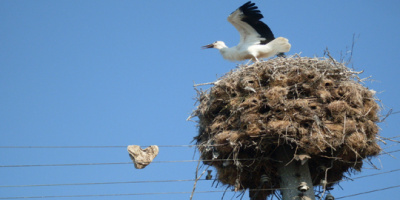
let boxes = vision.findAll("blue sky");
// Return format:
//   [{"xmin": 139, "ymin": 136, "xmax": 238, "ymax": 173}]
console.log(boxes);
[{"xmin": 1, "ymin": 0, "xmax": 399, "ymax": 199}]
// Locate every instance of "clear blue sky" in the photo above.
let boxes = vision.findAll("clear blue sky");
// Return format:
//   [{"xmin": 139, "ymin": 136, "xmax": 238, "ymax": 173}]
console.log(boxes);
[{"xmin": 1, "ymin": 0, "xmax": 399, "ymax": 199}]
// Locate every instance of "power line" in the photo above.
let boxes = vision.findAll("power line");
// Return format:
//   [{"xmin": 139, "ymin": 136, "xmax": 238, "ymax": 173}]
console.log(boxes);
[
  {"xmin": 0, "ymin": 144, "xmax": 223, "ymax": 149},
  {"xmin": 1, "ymin": 134, "xmax": 399, "ymax": 149},
  {"xmin": 0, "ymin": 157, "xmax": 279, "ymax": 168},
  {"xmin": 350, "ymin": 168, "xmax": 400, "ymax": 180},
  {"xmin": 336, "ymin": 184, "xmax": 400, "ymax": 199},
  {"xmin": 0, "ymin": 146, "xmax": 126, "ymax": 148},
  {"xmin": 1, "ymin": 183, "xmax": 399, "ymax": 200},
  {"xmin": 0, "ymin": 190, "xmax": 224, "ymax": 199},
  {"xmin": 1, "ymin": 144, "xmax": 399, "ymax": 199},
  {"xmin": 1, "ymin": 147, "xmax": 398, "ymax": 199},
  {"xmin": 0, "ymin": 179, "xmax": 203, "ymax": 188},
  {"xmin": 1, "ymin": 149, "xmax": 399, "ymax": 168},
  {"xmin": 2, "ymin": 140, "xmax": 397, "ymax": 149},
  {"xmin": 0, "ymin": 162, "xmax": 132, "ymax": 168},
  {"xmin": 2, "ymin": 167, "xmax": 400, "ymax": 189},
  {"xmin": 0, "ymin": 155, "xmax": 399, "ymax": 196},
  {"xmin": 0, "ymin": 188, "xmax": 289, "ymax": 199}
]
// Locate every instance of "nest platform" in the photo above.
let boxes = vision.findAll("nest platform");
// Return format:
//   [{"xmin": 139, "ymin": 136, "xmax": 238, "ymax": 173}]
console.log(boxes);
[{"xmin": 191, "ymin": 56, "xmax": 381, "ymax": 198}]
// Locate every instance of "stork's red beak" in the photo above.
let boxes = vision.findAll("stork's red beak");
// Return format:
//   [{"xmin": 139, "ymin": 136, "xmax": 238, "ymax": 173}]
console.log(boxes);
[{"xmin": 201, "ymin": 44, "xmax": 214, "ymax": 49}]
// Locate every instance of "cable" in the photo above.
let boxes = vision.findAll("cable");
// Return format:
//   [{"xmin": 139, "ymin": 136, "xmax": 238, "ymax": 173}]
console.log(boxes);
[
  {"xmin": 2, "ymin": 167, "xmax": 400, "ymax": 189},
  {"xmin": 0, "ymin": 144, "xmax": 223, "ymax": 148},
  {"xmin": 1, "ymin": 148, "xmax": 399, "ymax": 168},
  {"xmin": 335, "ymin": 184, "xmax": 400, "ymax": 199},
  {"xmin": 0, "ymin": 160, "xmax": 206, "ymax": 168},
  {"xmin": 0, "ymin": 190, "xmax": 223, "ymax": 199},
  {"xmin": 1, "ymin": 135, "xmax": 399, "ymax": 149},
  {"xmin": 0, "ymin": 188, "xmax": 288, "ymax": 199},
  {"xmin": 0, "ymin": 162, "xmax": 132, "ymax": 168},
  {"xmin": 0, "ymin": 145, "xmax": 192, "ymax": 148},
  {"xmin": 0, "ymin": 157, "xmax": 280, "ymax": 168},
  {"xmin": 2, "ymin": 183, "xmax": 399, "ymax": 200},
  {"xmin": 1, "ymin": 144, "xmax": 399, "ymax": 150},
  {"xmin": 0, "ymin": 146, "xmax": 126, "ymax": 148},
  {"xmin": 350, "ymin": 168, "xmax": 400, "ymax": 180},
  {"xmin": 0, "ymin": 179, "xmax": 202, "ymax": 188},
  {"xmin": 0, "ymin": 166, "xmax": 398, "ymax": 197},
  {"xmin": 1, "ymin": 149, "xmax": 399, "ymax": 168}
]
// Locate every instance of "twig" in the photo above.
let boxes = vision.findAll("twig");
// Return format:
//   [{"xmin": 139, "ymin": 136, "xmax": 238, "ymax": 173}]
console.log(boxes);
[
  {"xmin": 380, "ymin": 108, "xmax": 393, "ymax": 123},
  {"xmin": 285, "ymin": 146, "xmax": 299, "ymax": 166},
  {"xmin": 190, "ymin": 160, "xmax": 210, "ymax": 200},
  {"xmin": 194, "ymin": 80, "xmax": 220, "ymax": 87},
  {"xmin": 319, "ymin": 161, "xmax": 333, "ymax": 200}
]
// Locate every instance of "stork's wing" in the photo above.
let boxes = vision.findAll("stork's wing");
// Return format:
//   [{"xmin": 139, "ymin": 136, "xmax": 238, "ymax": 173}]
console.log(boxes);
[{"xmin": 227, "ymin": 1, "xmax": 275, "ymax": 46}]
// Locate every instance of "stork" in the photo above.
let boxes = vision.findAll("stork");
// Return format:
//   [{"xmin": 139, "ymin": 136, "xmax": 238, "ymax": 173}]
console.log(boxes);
[{"xmin": 202, "ymin": 1, "xmax": 291, "ymax": 62}]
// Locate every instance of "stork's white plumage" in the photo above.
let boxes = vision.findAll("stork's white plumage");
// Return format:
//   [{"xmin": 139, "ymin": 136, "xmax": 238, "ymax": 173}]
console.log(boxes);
[{"xmin": 202, "ymin": 1, "xmax": 291, "ymax": 62}]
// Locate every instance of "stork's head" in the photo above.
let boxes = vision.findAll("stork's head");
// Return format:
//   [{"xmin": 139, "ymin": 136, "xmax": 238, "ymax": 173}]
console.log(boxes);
[{"xmin": 202, "ymin": 41, "xmax": 227, "ymax": 50}]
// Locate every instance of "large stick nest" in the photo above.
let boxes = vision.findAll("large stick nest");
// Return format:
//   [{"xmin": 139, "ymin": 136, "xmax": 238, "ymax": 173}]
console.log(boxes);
[{"xmin": 190, "ymin": 56, "xmax": 381, "ymax": 197}]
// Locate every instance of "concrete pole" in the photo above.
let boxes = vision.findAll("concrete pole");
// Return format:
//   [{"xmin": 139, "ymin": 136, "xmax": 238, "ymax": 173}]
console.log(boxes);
[{"xmin": 277, "ymin": 146, "xmax": 316, "ymax": 200}]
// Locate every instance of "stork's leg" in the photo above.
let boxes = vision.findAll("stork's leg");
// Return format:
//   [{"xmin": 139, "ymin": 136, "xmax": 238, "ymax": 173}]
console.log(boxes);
[
  {"xmin": 245, "ymin": 56, "xmax": 259, "ymax": 66},
  {"xmin": 245, "ymin": 59, "xmax": 253, "ymax": 66},
  {"xmin": 253, "ymin": 56, "xmax": 260, "ymax": 63}
]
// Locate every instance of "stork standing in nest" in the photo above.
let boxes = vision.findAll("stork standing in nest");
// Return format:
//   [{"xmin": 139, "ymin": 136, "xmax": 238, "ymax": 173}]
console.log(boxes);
[{"xmin": 202, "ymin": 1, "xmax": 291, "ymax": 62}]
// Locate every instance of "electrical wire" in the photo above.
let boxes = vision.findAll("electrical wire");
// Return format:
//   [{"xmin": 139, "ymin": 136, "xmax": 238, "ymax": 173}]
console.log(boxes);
[
  {"xmin": 0, "ymin": 157, "xmax": 281, "ymax": 168},
  {"xmin": 0, "ymin": 162, "xmax": 132, "ymax": 168},
  {"xmin": 350, "ymin": 168, "xmax": 400, "ymax": 180},
  {"xmin": 2, "ymin": 167, "xmax": 400, "ymax": 189},
  {"xmin": 0, "ymin": 188, "xmax": 292, "ymax": 199},
  {"xmin": 1, "ymin": 139, "xmax": 397, "ymax": 149},
  {"xmin": 335, "ymin": 184, "xmax": 400, "ymax": 199},
  {"xmin": 0, "ymin": 146, "xmax": 127, "ymax": 148},
  {"xmin": 1, "ymin": 148, "xmax": 399, "ymax": 168},
  {"xmin": 0, "ymin": 179, "xmax": 201, "ymax": 188},
  {"xmin": 1, "ymin": 145, "xmax": 399, "ymax": 199},
  {"xmin": 1, "ymin": 133, "xmax": 399, "ymax": 149},
  {"xmin": 0, "ymin": 152, "xmax": 398, "ymax": 197},
  {"xmin": 0, "ymin": 144, "xmax": 223, "ymax": 148},
  {"xmin": 0, "ymin": 190, "xmax": 224, "ymax": 199},
  {"xmin": 1, "ymin": 184, "xmax": 399, "ymax": 200}
]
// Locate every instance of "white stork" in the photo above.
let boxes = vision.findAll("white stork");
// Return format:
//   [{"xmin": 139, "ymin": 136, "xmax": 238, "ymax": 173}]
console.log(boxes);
[{"xmin": 202, "ymin": 1, "xmax": 291, "ymax": 62}]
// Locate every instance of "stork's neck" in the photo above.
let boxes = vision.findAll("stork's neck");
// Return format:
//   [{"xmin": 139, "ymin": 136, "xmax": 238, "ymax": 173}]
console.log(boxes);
[
  {"xmin": 217, "ymin": 44, "xmax": 229, "ymax": 55},
  {"xmin": 219, "ymin": 46, "xmax": 239, "ymax": 61},
  {"xmin": 215, "ymin": 43, "xmax": 228, "ymax": 50}
]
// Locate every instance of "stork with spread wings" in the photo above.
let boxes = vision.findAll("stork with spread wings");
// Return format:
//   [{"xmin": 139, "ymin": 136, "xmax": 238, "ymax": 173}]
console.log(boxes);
[{"xmin": 202, "ymin": 1, "xmax": 291, "ymax": 62}]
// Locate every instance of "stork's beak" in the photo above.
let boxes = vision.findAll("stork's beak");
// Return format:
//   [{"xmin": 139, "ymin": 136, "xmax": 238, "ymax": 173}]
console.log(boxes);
[{"xmin": 202, "ymin": 43, "xmax": 214, "ymax": 49}]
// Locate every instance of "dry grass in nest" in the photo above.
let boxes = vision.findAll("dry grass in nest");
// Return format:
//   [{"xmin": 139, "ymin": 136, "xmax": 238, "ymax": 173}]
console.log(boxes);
[{"xmin": 190, "ymin": 55, "xmax": 381, "ymax": 197}]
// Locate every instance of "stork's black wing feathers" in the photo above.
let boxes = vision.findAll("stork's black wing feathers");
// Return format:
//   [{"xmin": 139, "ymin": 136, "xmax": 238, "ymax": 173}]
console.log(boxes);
[{"xmin": 239, "ymin": 1, "xmax": 275, "ymax": 44}]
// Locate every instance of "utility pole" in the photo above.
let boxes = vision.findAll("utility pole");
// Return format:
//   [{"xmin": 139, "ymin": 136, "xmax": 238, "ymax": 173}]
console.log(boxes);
[{"xmin": 277, "ymin": 146, "xmax": 316, "ymax": 200}]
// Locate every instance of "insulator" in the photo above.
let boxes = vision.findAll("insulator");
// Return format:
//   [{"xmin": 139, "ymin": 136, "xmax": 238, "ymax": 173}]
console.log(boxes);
[
  {"xmin": 260, "ymin": 174, "xmax": 270, "ymax": 184},
  {"xmin": 325, "ymin": 193, "xmax": 335, "ymax": 200},
  {"xmin": 297, "ymin": 182, "xmax": 310, "ymax": 192}
]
